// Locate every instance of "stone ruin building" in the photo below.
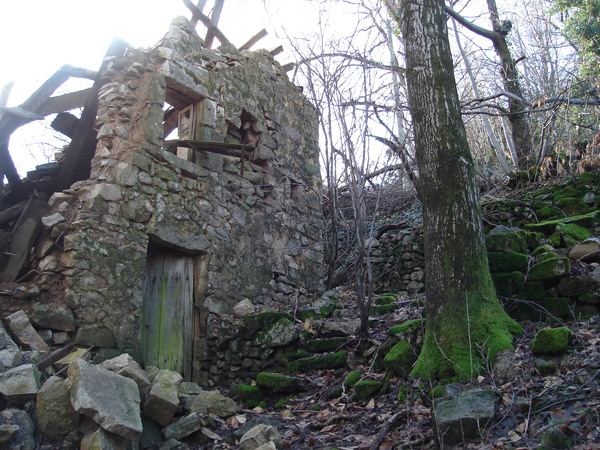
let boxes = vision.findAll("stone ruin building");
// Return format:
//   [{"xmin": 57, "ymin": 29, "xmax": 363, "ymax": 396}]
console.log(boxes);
[{"xmin": 0, "ymin": 17, "xmax": 324, "ymax": 386}]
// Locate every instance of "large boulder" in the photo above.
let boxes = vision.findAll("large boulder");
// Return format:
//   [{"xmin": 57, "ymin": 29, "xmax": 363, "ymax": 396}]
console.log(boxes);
[
  {"xmin": 4, "ymin": 310, "xmax": 49, "ymax": 355},
  {"xmin": 0, "ymin": 364, "xmax": 41, "ymax": 406},
  {"xmin": 142, "ymin": 369, "xmax": 182, "ymax": 426},
  {"xmin": 29, "ymin": 303, "xmax": 76, "ymax": 332},
  {"xmin": 68, "ymin": 358, "xmax": 142, "ymax": 440},
  {"xmin": 35, "ymin": 375, "xmax": 78, "ymax": 441},
  {"xmin": 100, "ymin": 353, "xmax": 151, "ymax": 396}
]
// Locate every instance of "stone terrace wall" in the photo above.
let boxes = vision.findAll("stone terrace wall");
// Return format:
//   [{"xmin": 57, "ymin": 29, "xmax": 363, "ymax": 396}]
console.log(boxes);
[{"xmin": 35, "ymin": 18, "xmax": 324, "ymax": 384}]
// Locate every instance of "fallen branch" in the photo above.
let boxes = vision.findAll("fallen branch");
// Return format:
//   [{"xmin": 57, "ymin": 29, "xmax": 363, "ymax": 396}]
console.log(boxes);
[{"xmin": 369, "ymin": 409, "xmax": 407, "ymax": 450}]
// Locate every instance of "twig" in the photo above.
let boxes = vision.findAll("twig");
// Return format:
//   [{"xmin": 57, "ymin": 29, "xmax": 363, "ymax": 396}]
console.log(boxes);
[{"xmin": 369, "ymin": 409, "xmax": 407, "ymax": 450}]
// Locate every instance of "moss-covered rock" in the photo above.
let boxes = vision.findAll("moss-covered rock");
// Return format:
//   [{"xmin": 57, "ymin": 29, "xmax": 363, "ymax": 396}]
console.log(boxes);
[
  {"xmin": 371, "ymin": 303, "xmax": 398, "ymax": 315},
  {"xmin": 374, "ymin": 294, "xmax": 397, "ymax": 305},
  {"xmin": 531, "ymin": 327, "xmax": 571, "ymax": 355},
  {"xmin": 286, "ymin": 351, "xmax": 347, "ymax": 372},
  {"xmin": 557, "ymin": 276, "xmax": 600, "ymax": 298},
  {"xmin": 549, "ymin": 221, "xmax": 593, "ymax": 248},
  {"xmin": 353, "ymin": 380, "xmax": 383, "ymax": 402},
  {"xmin": 256, "ymin": 318, "xmax": 298, "ymax": 347},
  {"xmin": 387, "ymin": 319, "xmax": 424, "ymax": 337},
  {"xmin": 528, "ymin": 256, "xmax": 570, "ymax": 282},
  {"xmin": 229, "ymin": 384, "xmax": 264, "ymax": 409},
  {"xmin": 514, "ymin": 297, "xmax": 573, "ymax": 321},
  {"xmin": 343, "ymin": 369, "xmax": 362, "ymax": 387},
  {"xmin": 485, "ymin": 230, "xmax": 527, "ymax": 254},
  {"xmin": 383, "ymin": 340, "xmax": 417, "ymax": 376},
  {"xmin": 517, "ymin": 281, "xmax": 548, "ymax": 301},
  {"xmin": 492, "ymin": 271, "xmax": 525, "ymax": 297},
  {"xmin": 306, "ymin": 337, "xmax": 347, "ymax": 353},
  {"xmin": 256, "ymin": 372, "xmax": 306, "ymax": 394},
  {"xmin": 243, "ymin": 312, "xmax": 294, "ymax": 332},
  {"xmin": 541, "ymin": 426, "xmax": 573, "ymax": 449},
  {"xmin": 487, "ymin": 251, "xmax": 529, "ymax": 273},
  {"xmin": 525, "ymin": 210, "xmax": 599, "ymax": 233}
]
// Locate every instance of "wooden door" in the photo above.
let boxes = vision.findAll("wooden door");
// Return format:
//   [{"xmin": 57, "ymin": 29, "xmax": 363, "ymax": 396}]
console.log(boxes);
[{"xmin": 141, "ymin": 247, "xmax": 194, "ymax": 379}]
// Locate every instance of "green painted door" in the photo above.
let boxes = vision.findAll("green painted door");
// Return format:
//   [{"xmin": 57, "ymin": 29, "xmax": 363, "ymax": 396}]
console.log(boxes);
[{"xmin": 141, "ymin": 247, "xmax": 193, "ymax": 379}]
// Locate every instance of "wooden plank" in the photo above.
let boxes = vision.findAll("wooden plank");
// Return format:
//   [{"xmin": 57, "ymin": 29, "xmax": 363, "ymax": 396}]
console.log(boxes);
[
  {"xmin": 37, "ymin": 343, "xmax": 76, "ymax": 370},
  {"xmin": 182, "ymin": 0, "xmax": 232, "ymax": 47},
  {"xmin": 239, "ymin": 28, "xmax": 268, "ymax": 51},
  {"xmin": 270, "ymin": 45, "xmax": 284, "ymax": 57},
  {"xmin": 204, "ymin": 0, "xmax": 225, "ymax": 48},
  {"xmin": 36, "ymin": 88, "xmax": 93, "ymax": 116},
  {"xmin": 164, "ymin": 139, "xmax": 254, "ymax": 159}
]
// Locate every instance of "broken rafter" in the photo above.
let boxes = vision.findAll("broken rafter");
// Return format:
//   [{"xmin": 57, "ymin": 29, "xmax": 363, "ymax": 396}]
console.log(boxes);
[
  {"xmin": 239, "ymin": 28, "xmax": 268, "ymax": 51},
  {"xmin": 36, "ymin": 88, "xmax": 94, "ymax": 116},
  {"xmin": 204, "ymin": 0, "xmax": 225, "ymax": 48},
  {"xmin": 182, "ymin": 0, "xmax": 232, "ymax": 47},
  {"xmin": 164, "ymin": 139, "xmax": 255, "ymax": 159}
]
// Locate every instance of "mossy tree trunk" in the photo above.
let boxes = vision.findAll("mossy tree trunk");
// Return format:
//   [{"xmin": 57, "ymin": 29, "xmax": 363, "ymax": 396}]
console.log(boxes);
[{"xmin": 392, "ymin": 0, "xmax": 522, "ymax": 380}]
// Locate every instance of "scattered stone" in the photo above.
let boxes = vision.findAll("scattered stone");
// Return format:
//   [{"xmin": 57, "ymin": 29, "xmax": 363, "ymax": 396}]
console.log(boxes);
[
  {"xmin": 0, "ymin": 408, "xmax": 36, "ymax": 450},
  {"xmin": 0, "ymin": 322, "xmax": 21, "ymax": 370},
  {"xmin": 568, "ymin": 238, "xmax": 600, "ymax": 262},
  {"xmin": 69, "ymin": 358, "xmax": 143, "ymax": 440},
  {"xmin": 159, "ymin": 439, "xmax": 190, "ymax": 449},
  {"xmin": 41, "ymin": 212, "xmax": 65, "ymax": 229},
  {"xmin": 0, "ymin": 364, "xmax": 41, "ymax": 406},
  {"xmin": 257, "ymin": 318, "xmax": 298, "ymax": 347},
  {"xmin": 493, "ymin": 350, "xmax": 521, "ymax": 380},
  {"xmin": 100, "ymin": 353, "xmax": 151, "ymax": 396},
  {"xmin": 239, "ymin": 424, "xmax": 281, "ymax": 450},
  {"xmin": 162, "ymin": 412, "xmax": 204, "ymax": 440},
  {"xmin": 29, "ymin": 302, "xmax": 76, "ymax": 331},
  {"xmin": 233, "ymin": 298, "xmax": 255, "ymax": 317},
  {"xmin": 4, "ymin": 310, "xmax": 50, "ymax": 354},
  {"xmin": 35, "ymin": 375, "xmax": 78, "ymax": 441},
  {"xmin": 256, "ymin": 372, "xmax": 308, "ymax": 394},
  {"xmin": 178, "ymin": 381, "xmax": 202, "ymax": 395},
  {"xmin": 143, "ymin": 369, "xmax": 182, "ymax": 426},
  {"xmin": 353, "ymin": 380, "xmax": 383, "ymax": 402},
  {"xmin": 433, "ymin": 389, "xmax": 498, "ymax": 446},
  {"xmin": 535, "ymin": 358, "xmax": 557, "ymax": 376},
  {"xmin": 192, "ymin": 390, "xmax": 238, "ymax": 418},
  {"xmin": 314, "ymin": 319, "xmax": 361, "ymax": 336},
  {"xmin": 541, "ymin": 426, "xmax": 572, "ymax": 449},
  {"xmin": 74, "ymin": 325, "xmax": 116, "ymax": 348},
  {"xmin": 532, "ymin": 327, "xmax": 571, "ymax": 355},
  {"xmin": 0, "ymin": 424, "xmax": 20, "ymax": 447},
  {"xmin": 80, "ymin": 427, "xmax": 129, "ymax": 450},
  {"xmin": 528, "ymin": 256, "xmax": 570, "ymax": 281}
]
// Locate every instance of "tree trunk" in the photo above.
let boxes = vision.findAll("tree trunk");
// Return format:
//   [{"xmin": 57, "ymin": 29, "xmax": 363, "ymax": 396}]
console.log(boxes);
[{"xmin": 395, "ymin": 0, "xmax": 521, "ymax": 380}]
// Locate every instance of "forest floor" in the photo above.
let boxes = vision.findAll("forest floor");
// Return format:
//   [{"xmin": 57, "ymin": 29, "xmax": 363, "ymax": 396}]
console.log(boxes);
[{"xmin": 220, "ymin": 288, "xmax": 600, "ymax": 450}]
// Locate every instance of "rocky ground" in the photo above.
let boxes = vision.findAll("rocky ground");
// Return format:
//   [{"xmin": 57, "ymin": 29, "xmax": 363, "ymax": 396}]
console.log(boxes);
[{"xmin": 213, "ymin": 289, "xmax": 600, "ymax": 450}]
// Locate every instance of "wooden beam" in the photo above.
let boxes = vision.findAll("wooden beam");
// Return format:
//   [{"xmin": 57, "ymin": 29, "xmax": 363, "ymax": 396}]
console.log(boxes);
[
  {"xmin": 55, "ymin": 39, "xmax": 129, "ymax": 191},
  {"xmin": 270, "ymin": 45, "xmax": 284, "ymax": 57},
  {"xmin": 182, "ymin": 0, "xmax": 232, "ymax": 47},
  {"xmin": 164, "ymin": 139, "xmax": 254, "ymax": 158},
  {"xmin": 204, "ymin": 0, "xmax": 225, "ymax": 48},
  {"xmin": 190, "ymin": 0, "xmax": 209, "ymax": 27},
  {"xmin": 239, "ymin": 28, "xmax": 268, "ymax": 51},
  {"xmin": 36, "ymin": 88, "xmax": 93, "ymax": 116}
]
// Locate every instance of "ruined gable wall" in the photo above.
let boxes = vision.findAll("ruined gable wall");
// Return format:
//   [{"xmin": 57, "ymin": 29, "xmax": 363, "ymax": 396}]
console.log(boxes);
[{"xmin": 37, "ymin": 19, "xmax": 324, "ymax": 371}]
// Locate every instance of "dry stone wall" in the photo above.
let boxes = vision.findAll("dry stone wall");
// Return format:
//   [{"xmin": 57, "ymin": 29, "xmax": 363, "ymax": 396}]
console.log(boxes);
[{"xmin": 34, "ymin": 17, "xmax": 324, "ymax": 384}]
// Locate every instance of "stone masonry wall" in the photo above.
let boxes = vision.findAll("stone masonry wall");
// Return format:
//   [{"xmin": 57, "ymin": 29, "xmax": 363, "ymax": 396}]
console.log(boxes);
[{"xmin": 35, "ymin": 18, "xmax": 323, "ymax": 384}]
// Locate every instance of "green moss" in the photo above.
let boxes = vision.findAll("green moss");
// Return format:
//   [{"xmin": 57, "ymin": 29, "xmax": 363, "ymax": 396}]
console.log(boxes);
[
  {"xmin": 492, "ymin": 271, "xmax": 525, "ymax": 297},
  {"xmin": 371, "ymin": 304, "xmax": 398, "ymax": 315},
  {"xmin": 306, "ymin": 337, "xmax": 346, "ymax": 353},
  {"xmin": 535, "ymin": 358, "xmax": 557, "ymax": 376},
  {"xmin": 485, "ymin": 231, "xmax": 527, "ymax": 254},
  {"xmin": 284, "ymin": 349, "xmax": 311, "ymax": 361},
  {"xmin": 383, "ymin": 340, "xmax": 417, "ymax": 376},
  {"xmin": 328, "ymin": 384, "xmax": 343, "ymax": 399},
  {"xmin": 387, "ymin": 319, "xmax": 424, "ymax": 336},
  {"xmin": 514, "ymin": 297, "xmax": 573, "ymax": 321},
  {"xmin": 541, "ymin": 426, "xmax": 573, "ymax": 449},
  {"xmin": 430, "ymin": 385, "xmax": 447, "ymax": 399},
  {"xmin": 256, "ymin": 372, "xmax": 304, "ymax": 394},
  {"xmin": 243, "ymin": 312, "xmax": 294, "ymax": 331},
  {"xmin": 528, "ymin": 257, "xmax": 570, "ymax": 281},
  {"xmin": 411, "ymin": 282, "xmax": 522, "ymax": 381},
  {"xmin": 487, "ymin": 251, "xmax": 529, "ymax": 273},
  {"xmin": 353, "ymin": 380, "xmax": 383, "ymax": 402},
  {"xmin": 231, "ymin": 384, "xmax": 264, "ymax": 408},
  {"xmin": 287, "ymin": 351, "xmax": 347, "ymax": 372},
  {"xmin": 536, "ymin": 205, "xmax": 554, "ymax": 219},
  {"xmin": 532, "ymin": 244, "xmax": 555, "ymax": 256},
  {"xmin": 532, "ymin": 327, "xmax": 571, "ymax": 355},
  {"xmin": 517, "ymin": 281, "xmax": 548, "ymax": 301},
  {"xmin": 374, "ymin": 294, "xmax": 397, "ymax": 305},
  {"xmin": 525, "ymin": 210, "xmax": 599, "ymax": 233},
  {"xmin": 344, "ymin": 369, "xmax": 362, "ymax": 387},
  {"xmin": 274, "ymin": 396, "xmax": 291, "ymax": 409}
]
